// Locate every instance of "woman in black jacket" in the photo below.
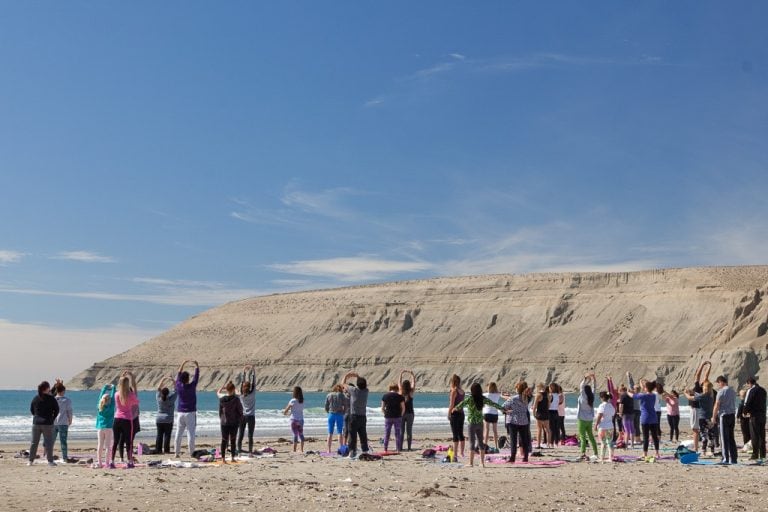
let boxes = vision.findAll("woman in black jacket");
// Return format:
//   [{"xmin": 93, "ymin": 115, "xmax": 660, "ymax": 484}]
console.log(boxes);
[{"xmin": 29, "ymin": 381, "xmax": 59, "ymax": 466}]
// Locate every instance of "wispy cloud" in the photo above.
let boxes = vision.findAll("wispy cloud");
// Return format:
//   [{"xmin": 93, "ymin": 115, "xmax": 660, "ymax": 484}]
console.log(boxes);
[
  {"xmin": 364, "ymin": 96, "xmax": 385, "ymax": 108},
  {"xmin": 0, "ymin": 250, "xmax": 26, "ymax": 265},
  {"xmin": 270, "ymin": 256, "xmax": 433, "ymax": 282},
  {"xmin": 53, "ymin": 251, "xmax": 116, "ymax": 263},
  {"xmin": 0, "ymin": 280, "xmax": 264, "ymax": 307},
  {"xmin": 280, "ymin": 186, "xmax": 362, "ymax": 219},
  {"xmin": 449, "ymin": 53, "xmax": 466, "ymax": 61}
]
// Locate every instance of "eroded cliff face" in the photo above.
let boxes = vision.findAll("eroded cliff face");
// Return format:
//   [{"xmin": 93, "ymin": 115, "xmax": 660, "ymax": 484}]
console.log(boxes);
[{"xmin": 70, "ymin": 266, "xmax": 768, "ymax": 392}]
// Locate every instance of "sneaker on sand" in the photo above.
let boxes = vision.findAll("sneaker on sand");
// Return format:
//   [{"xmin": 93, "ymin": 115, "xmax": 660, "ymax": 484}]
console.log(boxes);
[
  {"xmin": 108, "ymin": 462, "xmax": 116, "ymax": 469},
  {"xmin": 48, "ymin": 462, "xmax": 57, "ymax": 467}
]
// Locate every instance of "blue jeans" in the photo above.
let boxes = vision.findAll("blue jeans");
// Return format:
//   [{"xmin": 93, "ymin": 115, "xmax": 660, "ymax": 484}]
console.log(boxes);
[{"xmin": 53, "ymin": 424, "xmax": 69, "ymax": 460}]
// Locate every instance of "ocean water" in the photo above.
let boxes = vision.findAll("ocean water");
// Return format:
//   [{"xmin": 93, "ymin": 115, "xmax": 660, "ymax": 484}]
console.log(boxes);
[{"xmin": 0, "ymin": 390, "xmax": 690, "ymax": 443}]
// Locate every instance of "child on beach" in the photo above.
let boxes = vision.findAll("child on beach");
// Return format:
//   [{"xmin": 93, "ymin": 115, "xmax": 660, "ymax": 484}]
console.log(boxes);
[
  {"xmin": 111, "ymin": 371, "xmax": 139, "ymax": 468},
  {"xmin": 399, "ymin": 370, "xmax": 416, "ymax": 452},
  {"xmin": 237, "ymin": 366, "xmax": 257, "ymax": 455},
  {"xmin": 218, "ymin": 381, "xmax": 243, "ymax": 462},
  {"xmin": 154, "ymin": 377, "xmax": 176, "ymax": 455},
  {"xmin": 664, "ymin": 390, "xmax": 680, "ymax": 442},
  {"xmin": 618, "ymin": 384, "xmax": 635, "ymax": 449},
  {"xmin": 577, "ymin": 373, "xmax": 598, "ymax": 461},
  {"xmin": 283, "ymin": 386, "xmax": 305, "ymax": 453},
  {"xmin": 483, "ymin": 382, "xmax": 502, "ymax": 451},
  {"xmin": 381, "ymin": 382, "xmax": 405, "ymax": 452},
  {"xmin": 452, "ymin": 382, "xmax": 504, "ymax": 467},
  {"xmin": 325, "ymin": 384, "xmax": 346, "ymax": 454},
  {"xmin": 95, "ymin": 383, "xmax": 115, "ymax": 468},
  {"xmin": 594, "ymin": 391, "xmax": 615, "ymax": 463},
  {"xmin": 52, "ymin": 380, "xmax": 73, "ymax": 463}
]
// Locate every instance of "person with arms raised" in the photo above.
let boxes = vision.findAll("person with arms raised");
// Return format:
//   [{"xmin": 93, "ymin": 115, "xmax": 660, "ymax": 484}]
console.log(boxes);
[{"xmin": 174, "ymin": 360, "xmax": 200, "ymax": 458}]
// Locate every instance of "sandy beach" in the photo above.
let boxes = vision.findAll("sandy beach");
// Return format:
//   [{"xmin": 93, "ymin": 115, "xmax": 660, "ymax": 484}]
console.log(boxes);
[{"xmin": 2, "ymin": 427, "xmax": 766, "ymax": 512}]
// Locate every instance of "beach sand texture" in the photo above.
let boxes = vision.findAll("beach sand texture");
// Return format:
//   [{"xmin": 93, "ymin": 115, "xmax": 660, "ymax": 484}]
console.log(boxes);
[
  {"xmin": 70, "ymin": 266, "xmax": 768, "ymax": 392},
  {"xmin": 3, "ymin": 433, "xmax": 767, "ymax": 512}
]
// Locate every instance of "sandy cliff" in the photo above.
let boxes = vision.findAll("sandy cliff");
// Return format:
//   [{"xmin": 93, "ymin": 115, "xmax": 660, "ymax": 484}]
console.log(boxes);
[{"xmin": 70, "ymin": 266, "xmax": 768, "ymax": 392}]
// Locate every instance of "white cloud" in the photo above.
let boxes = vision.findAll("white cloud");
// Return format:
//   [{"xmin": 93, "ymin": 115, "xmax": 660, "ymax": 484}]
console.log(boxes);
[
  {"xmin": 364, "ymin": 97, "xmax": 385, "ymax": 108},
  {"xmin": 53, "ymin": 251, "xmax": 116, "ymax": 263},
  {"xmin": 0, "ymin": 250, "xmax": 26, "ymax": 265},
  {"xmin": 449, "ymin": 53, "xmax": 466, "ymax": 61},
  {"xmin": 280, "ymin": 186, "xmax": 361, "ymax": 219},
  {"xmin": 270, "ymin": 256, "xmax": 433, "ymax": 282},
  {"xmin": 0, "ymin": 320, "xmax": 160, "ymax": 389},
  {"xmin": 0, "ymin": 284, "xmax": 263, "ymax": 307}
]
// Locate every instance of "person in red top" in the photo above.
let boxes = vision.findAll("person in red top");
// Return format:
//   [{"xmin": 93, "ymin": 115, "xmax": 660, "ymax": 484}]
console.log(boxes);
[{"xmin": 111, "ymin": 371, "xmax": 139, "ymax": 469}]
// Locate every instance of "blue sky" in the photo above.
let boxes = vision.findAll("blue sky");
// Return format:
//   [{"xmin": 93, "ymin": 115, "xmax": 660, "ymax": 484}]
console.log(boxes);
[{"xmin": 1, "ymin": 2, "xmax": 767, "ymax": 386}]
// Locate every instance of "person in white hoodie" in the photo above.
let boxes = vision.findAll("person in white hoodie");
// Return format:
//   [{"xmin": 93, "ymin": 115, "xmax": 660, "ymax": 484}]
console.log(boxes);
[{"xmin": 52, "ymin": 379, "xmax": 73, "ymax": 463}]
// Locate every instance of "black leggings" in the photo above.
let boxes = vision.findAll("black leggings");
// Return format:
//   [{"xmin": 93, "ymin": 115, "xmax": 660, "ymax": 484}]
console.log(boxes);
[
  {"xmin": 548, "ymin": 410, "xmax": 560, "ymax": 445},
  {"xmin": 641, "ymin": 423, "xmax": 660, "ymax": 453},
  {"xmin": 506, "ymin": 423, "xmax": 531, "ymax": 462},
  {"xmin": 450, "ymin": 411, "xmax": 465, "ymax": 442},
  {"xmin": 667, "ymin": 414, "xmax": 680, "ymax": 441},
  {"xmin": 221, "ymin": 424, "xmax": 238, "ymax": 460},
  {"xmin": 155, "ymin": 422, "xmax": 173, "ymax": 454},
  {"xmin": 238, "ymin": 415, "xmax": 255, "ymax": 454},
  {"xmin": 112, "ymin": 418, "xmax": 134, "ymax": 463}
]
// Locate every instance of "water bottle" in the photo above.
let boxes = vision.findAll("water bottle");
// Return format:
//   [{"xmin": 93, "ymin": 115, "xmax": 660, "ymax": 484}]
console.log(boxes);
[
  {"xmin": 137, "ymin": 443, "xmax": 143, "ymax": 456},
  {"xmin": 215, "ymin": 448, "xmax": 221, "ymax": 460},
  {"xmin": 447, "ymin": 446, "xmax": 454, "ymax": 463}
]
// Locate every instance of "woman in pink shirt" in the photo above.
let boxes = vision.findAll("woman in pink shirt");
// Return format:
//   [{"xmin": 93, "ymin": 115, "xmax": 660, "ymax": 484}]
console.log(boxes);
[
  {"xmin": 663, "ymin": 390, "xmax": 680, "ymax": 443},
  {"xmin": 111, "ymin": 371, "xmax": 139, "ymax": 468}
]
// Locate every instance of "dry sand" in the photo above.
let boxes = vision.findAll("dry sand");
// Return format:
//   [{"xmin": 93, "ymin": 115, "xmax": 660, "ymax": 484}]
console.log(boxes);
[{"xmin": 2, "ymin": 428, "xmax": 767, "ymax": 512}]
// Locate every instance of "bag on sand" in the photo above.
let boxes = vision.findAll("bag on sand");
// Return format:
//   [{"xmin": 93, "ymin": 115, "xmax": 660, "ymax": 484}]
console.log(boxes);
[
  {"xmin": 337, "ymin": 445, "xmax": 350, "ymax": 456},
  {"xmin": 674, "ymin": 445, "xmax": 696, "ymax": 460},
  {"xmin": 421, "ymin": 448, "xmax": 436, "ymax": 459}
]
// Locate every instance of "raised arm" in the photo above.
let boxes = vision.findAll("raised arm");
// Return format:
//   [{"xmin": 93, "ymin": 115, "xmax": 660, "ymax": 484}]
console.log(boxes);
[
  {"xmin": 123, "ymin": 371, "xmax": 137, "ymax": 392},
  {"xmin": 701, "ymin": 362, "xmax": 712, "ymax": 383},
  {"xmin": 178, "ymin": 360, "xmax": 189, "ymax": 374},
  {"xmin": 626, "ymin": 371, "xmax": 635, "ymax": 389},
  {"xmin": 342, "ymin": 372, "xmax": 358, "ymax": 386}
]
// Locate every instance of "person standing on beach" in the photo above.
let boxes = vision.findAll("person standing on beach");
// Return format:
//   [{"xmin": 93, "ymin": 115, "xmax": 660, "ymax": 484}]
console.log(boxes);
[
  {"xmin": 711, "ymin": 375, "xmax": 738, "ymax": 464},
  {"xmin": 577, "ymin": 373, "xmax": 598, "ymax": 461},
  {"xmin": 626, "ymin": 376, "xmax": 660, "ymax": 461},
  {"xmin": 548, "ymin": 382, "xmax": 562, "ymax": 448},
  {"xmin": 381, "ymin": 382, "xmax": 405, "ymax": 452},
  {"xmin": 557, "ymin": 384, "xmax": 567, "ymax": 442},
  {"xmin": 28, "ymin": 381, "xmax": 59, "ymax": 466},
  {"xmin": 594, "ymin": 391, "xmax": 615, "ymax": 463},
  {"xmin": 283, "ymin": 386, "xmax": 306, "ymax": 453},
  {"xmin": 343, "ymin": 371, "xmax": 369, "ymax": 458},
  {"xmin": 502, "ymin": 381, "xmax": 532, "ymax": 463},
  {"xmin": 174, "ymin": 360, "xmax": 200, "ymax": 458},
  {"xmin": 95, "ymin": 382, "xmax": 115, "ymax": 468},
  {"xmin": 532, "ymin": 383, "xmax": 550, "ymax": 449},
  {"xmin": 453, "ymin": 382, "xmax": 504, "ymax": 467},
  {"xmin": 154, "ymin": 377, "xmax": 176, "ymax": 455},
  {"xmin": 399, "ymin": 370, "xmax": 416, "ymax": 452},
  {"xmin": 52, "ymin": 379, "xmax": 73, "ymax": 463},
  {"xmin": 483, "ymin": 382, "xmax": 502, "ymax": 451},
  {"xmin": 618, "ymin": 384, "xmax": 635, "ymax": 449},
  {"xmin": 448, "ymin": 374, "xmax": 466, "ymax": 461},
  {"xmin": 237, "ymin": 365, "xmax": 257, "ymax": 456},
  {"xmin": 663, "ymin": 390, "xmax": 680, "ymax": 443},
  {"xmin": 743, "ymin": 376, "xmax": 766, "ymax": 462},
  {"xmin": 325, "ymin": 384, "xmax": 346, "ymax": 454},
  {"xmin": 219, "ymin": 381, "xmax": 243, "ymax": 463},
  {"xmin": 111, "ymin": 371, "xmax": 139, "ymax": 468}
]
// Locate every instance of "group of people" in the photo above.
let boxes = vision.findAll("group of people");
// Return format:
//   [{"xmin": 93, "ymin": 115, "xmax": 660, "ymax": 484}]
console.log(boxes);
[
  {"xmin": 445, "ymin": 361, "xmax": 768, "ymax": 467},
  {"xmin": 29, "ymin": 360, "xmax": 202, "ymax": 467},
  {"xmin": 28, "ymin": 359, "xmax": 768, "ymax": 468}
]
